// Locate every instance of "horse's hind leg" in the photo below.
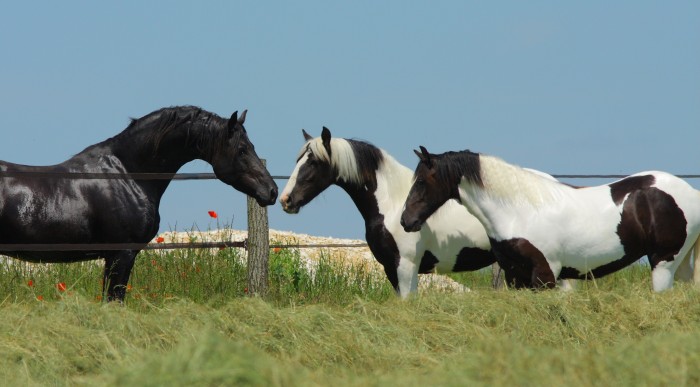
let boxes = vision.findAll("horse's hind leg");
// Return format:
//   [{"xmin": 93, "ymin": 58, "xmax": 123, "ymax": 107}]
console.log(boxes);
[
  {"xmin": 651, "ymin": 234, "xmax": 700, "ymax": 291},
  {"xmin": 103, "ymin": 250, "xmax": 138, "ymax": 302},
  {"xmin": 674, "ymin": 248, "xmax": 694, "ymax": 282}
]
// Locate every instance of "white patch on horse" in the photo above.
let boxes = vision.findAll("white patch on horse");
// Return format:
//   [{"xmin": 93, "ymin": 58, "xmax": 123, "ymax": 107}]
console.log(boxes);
[{"xmin": 280, "ymin": 151, "xmax": 308, "ymax": 202}]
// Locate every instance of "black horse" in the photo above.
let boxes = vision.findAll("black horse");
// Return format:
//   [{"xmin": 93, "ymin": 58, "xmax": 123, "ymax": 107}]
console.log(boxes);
[{"xmin": 0, "ymin": 106, "xmax": 278, "ymax": 301}]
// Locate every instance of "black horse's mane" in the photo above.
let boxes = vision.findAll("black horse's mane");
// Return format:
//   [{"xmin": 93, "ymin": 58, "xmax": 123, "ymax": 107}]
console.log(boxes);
[
  {"xmin": 432, "ymin": 150, "xmax": 483, "ymax": 188},
  {"xmin": 100, "ymin": 106, "xmax": 233, "ymax": 159}
]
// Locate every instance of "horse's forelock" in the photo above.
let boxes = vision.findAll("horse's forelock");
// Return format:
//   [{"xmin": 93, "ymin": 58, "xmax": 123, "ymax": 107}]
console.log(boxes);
[{"xmin": 302, "ymin": 137, "xmax": 369, "ymax": 185}]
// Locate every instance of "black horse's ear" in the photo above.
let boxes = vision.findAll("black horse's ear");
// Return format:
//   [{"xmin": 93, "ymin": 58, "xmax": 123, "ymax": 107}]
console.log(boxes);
[
  {"xmin": 302, "ymin": 129, "xmax": 313, "ymax": 141},
  {"xmin": 238, "ymin": 109, "xmax": 247, "ymax": 125},
  {"xmin": 321, "ymin": 126, "xmax": 332, "ymax": 157},
  {"xmin": 417, "ymin": 146, "xmax": 433, "ymax": 168},
  {"xmin": 228, "ymin": 111, "xmax": 238, "ymax": 132}
]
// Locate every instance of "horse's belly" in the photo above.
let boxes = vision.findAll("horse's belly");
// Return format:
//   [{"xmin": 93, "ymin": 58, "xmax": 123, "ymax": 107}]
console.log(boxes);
[
  {"xmin": 4, "ymin": 250, "xmax": 105, "ymax": 264},
  {"xmin": 518, "ymin": 202, "xmax": 626, "ymax": 274}
]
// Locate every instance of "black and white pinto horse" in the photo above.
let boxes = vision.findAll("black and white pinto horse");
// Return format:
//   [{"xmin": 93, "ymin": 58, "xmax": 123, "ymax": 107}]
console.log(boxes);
[
  {"xmin": 279, "ymin": 128, "xmax": 562, "ymax": 297},
  {"xmin": 401, "ymin": 147, "xmax": 700, "ymax": 291},
  {"xmin": 0, "ymin": 106, "xmax": 278, "ymax": 301}
]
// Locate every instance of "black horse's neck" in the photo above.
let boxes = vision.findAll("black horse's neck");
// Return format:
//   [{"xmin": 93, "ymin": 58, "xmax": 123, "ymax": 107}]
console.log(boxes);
[
  {"xmin": 63, "ymin": 106, "xmax": 229, "ymax": 201},
  {"xmin": 337, "ymin": 180, "xmax": 383, "ymax": 226},
  {"xmin": 95, "ymin": 106, "xmax": 226, "ymax": 174},
  {"xmin": 332, "ymin": 140, "xmax": 386, "ymax": 227}
]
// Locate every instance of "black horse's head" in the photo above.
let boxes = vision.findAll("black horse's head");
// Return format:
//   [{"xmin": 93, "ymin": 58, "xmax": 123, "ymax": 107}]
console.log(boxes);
[
  {"xmin": 401, "ymin": 146, "xmax": 460, "ymax": 232},
  {"xmin": 280, "ymin": 127, "xmax": 337, "ymax": 214},
  {"xmin": 211, "ymin": 110, "xmax": 278, "ymax": 206}
]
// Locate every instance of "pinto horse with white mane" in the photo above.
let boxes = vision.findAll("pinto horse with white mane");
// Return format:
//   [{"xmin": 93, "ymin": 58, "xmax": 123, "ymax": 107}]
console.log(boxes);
[
  {"xmin": 401, "ymin": 146, "xmax": 700, "ymax": 291},
  {"xmin": 0, "ymin": 106, "xmax": 278, "ymax": 301},
  {"xmin": 280, "ymin": 127, "xmax": 551, "ymax": 297}
]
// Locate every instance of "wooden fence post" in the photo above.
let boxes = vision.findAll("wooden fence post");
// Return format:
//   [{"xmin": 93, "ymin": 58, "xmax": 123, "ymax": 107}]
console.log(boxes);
[{"xmin": 246, "ymin": 160, "xmax": 269, "ymax": 296}]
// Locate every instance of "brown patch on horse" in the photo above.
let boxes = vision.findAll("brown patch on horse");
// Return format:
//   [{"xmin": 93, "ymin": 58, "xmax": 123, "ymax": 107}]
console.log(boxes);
[
  {"xmin": 609, "ymin": 175, "xmax": 655, "ymax": 205},
  {"xmin": 453, "ymin": 247, "xmax": 496, "ymax": 271},
  {"xmin": 489, "ymin": 238, "xmax": 556, "ymax": 289},
  {"xmin": 617, "ymin": 186, "xmax": 687, "ymax": 268},
  {"xmin": 561, "ymin": 185, "xmax": 688, "ymax": 280}
]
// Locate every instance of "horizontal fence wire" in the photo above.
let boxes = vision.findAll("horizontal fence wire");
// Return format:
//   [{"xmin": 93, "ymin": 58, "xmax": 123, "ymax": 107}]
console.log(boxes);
[
  {"xmin": 0, "ymin": 170, "xmax": 695, "ymax": 252},
  {"xmin": 0, "ymin": 241, "xmax": 368, "ymax": 252},
  {"xmin": 1, "ymin": 171, "xmax": 699, "ymax": 180},
  {"xmin": 0, "ymin": 171, "xmax": 291, "ymax": 180}
]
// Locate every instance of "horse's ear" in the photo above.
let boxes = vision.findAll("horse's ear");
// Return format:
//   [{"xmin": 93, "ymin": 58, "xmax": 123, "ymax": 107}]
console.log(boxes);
[
  {"xmin": 321, "ymin": 126, "xmax": 332, "ymax": 156},
  {"xmin": 302, "ymin": 129, "xmax": 313, "ymax": 141},
  {"xmin": 238, "ymin": 109, "xmax": 247, "ymax": 125},
  {"xmin": 228, "ymin": 111, "xmax": 238, "ymax": 132},
  {"xmin": 417, "ymin": 146, "xmax": 433, "ymax": 168}
]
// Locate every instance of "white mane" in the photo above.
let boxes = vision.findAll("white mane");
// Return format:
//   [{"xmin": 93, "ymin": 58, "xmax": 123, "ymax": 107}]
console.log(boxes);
[
  {"xmin": 302, "ymin": 137, "xmax": 362, "ymax": 185},
  {"xmin": 298, "ymin": 136, "xmax": 414, "ymax": 208},
  {"xmin": 477, "ymin": 155, "xmax": 564, "ymax": 207}
]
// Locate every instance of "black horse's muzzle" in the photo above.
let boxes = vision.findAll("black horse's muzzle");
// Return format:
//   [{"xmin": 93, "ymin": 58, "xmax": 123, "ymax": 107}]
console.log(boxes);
[{"xmin": 255, "ymin": 186, "xmax": 278, "ymax": 207}]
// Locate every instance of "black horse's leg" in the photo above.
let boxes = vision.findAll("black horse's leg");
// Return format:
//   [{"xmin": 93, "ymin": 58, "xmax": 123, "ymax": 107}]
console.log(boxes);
[
  {"xmin": 381, "ymin": 263, "xmax": 400, "ymax": 295},
  {"xmin": 103, "ymin": 250, "xmax": 139, "ymax": 302}
]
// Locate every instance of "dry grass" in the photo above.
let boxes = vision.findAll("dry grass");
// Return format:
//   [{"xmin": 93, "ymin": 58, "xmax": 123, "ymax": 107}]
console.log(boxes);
[
  {"xmin": 0, "ymin": 280, "xmax": 699, "ymax": 386},
  {"xmin": 0, "ymin": 230, "xmax": 697, "ymax": 386}
]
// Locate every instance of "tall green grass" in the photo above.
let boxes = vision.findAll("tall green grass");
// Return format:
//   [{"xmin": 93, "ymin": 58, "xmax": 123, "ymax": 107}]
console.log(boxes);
[
  {"xmin": 0, "ymin": 245, "xmax": 697, "ymax": 386},
  {"xmin": 0, "ymin": 244, "xmax": 395, "ymax": 306}
]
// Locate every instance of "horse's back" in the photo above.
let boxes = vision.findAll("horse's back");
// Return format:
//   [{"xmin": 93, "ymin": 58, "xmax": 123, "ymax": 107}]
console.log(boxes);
[{"xmin": 0, "ymin": 156, "xmax": 160, "ymax": 246}]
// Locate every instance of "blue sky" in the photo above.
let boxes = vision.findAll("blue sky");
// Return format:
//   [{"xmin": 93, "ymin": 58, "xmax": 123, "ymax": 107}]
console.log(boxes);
[{"xmin": 1, "ymin": 2, "xmax": 698, "ymax": 239}]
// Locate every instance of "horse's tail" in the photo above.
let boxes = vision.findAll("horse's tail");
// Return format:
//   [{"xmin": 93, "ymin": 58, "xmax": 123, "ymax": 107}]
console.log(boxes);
[{"xmin": 693, "ymin": 234, "xmax": 700, "ymax": 283}]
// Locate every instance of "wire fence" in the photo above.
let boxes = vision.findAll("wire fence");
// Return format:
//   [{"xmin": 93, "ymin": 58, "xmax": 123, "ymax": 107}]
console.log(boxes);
[
  {"xmin": 1, "ymin": 171, "xmax": 699, "ymax": 180},
  {"xmin": 1, "ymin": 171, "xmax": 698, "ymax": 252}
]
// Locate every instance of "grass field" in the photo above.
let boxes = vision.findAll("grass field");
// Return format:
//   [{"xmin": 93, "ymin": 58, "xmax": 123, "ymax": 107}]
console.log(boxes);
[{"xmin": 1, "ymin": 243, "xmax": 698, "ymax": 386}]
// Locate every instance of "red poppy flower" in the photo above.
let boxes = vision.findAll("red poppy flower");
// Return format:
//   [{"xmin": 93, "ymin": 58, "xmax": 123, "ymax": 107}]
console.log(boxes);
[
  {"xmin": 27, "ymin": 280, "xmax": 34, "ymax": 287},
  {"xmin": 156, "ymin": 236, "xmax": 165, "ymax": 243},
  {"xmin": 57, "ymin": 282, "xmax": 67, "ymax": 292},
  {"xmin": 37, "ymin": 295, "xmax": 44, "ymax": 301},
  {"xmin": 273, "ymin": 247, "xmax": 282, "ymax": 253},
  {"xmin": 208, "ymin": 210, "xmax": 218, "ymax": 218}
]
